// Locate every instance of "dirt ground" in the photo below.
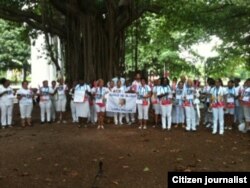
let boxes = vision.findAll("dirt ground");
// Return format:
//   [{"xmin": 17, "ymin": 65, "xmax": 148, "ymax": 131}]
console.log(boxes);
[{"xmin": 0, "ymin": 104, "xmax": 249, "ymax": 188}]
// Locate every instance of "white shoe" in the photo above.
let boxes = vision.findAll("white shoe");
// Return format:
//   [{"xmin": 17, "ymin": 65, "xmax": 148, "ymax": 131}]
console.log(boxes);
[
  {"xmin": 138, "ymin": 126, "xmax": 142, "ymax": 129},
  {"xmin": 212, "ymin": 131, "xmax": 217, "ymax": 134},
  {"xmin": 62, "ymin": 120, "xmax": 67, "ymax": 124},
  {"xmin": 143, "ymin": 126, "xmax": 147, "ymax": 129}
]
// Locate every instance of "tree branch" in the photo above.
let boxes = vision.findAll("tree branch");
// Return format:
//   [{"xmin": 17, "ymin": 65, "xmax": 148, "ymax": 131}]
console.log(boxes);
[
  {"xmin": 116, "ymin": 3, "xmax": 162, "ymax": 33},
  {"xmin": 0, "ymin": 6, "xmax": 65, "ymax": 38}
]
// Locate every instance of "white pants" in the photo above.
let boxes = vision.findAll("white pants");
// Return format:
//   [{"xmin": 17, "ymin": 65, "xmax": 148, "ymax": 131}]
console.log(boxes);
[
  {"xmin": 137, "ymin": 104, "xmax": 149, "ymax": 120},
  {"xmin": 70, "ymin": 101, "xmax": 78, "ymax": 122},
  {"xmin": 243, "ymin": 106, "xmax": 250, "ymax": 122},
  {"xmin": 161, "ymin": 104, "xmax": 172, "ymax": 129},
  {"xmin": 234, "ymin": 105, "xmax": 244, "ymax": 123},
  {"xmin": 19, "ymin": 104, "xmax": 33, "ymax": 119},
  {"xmin": 88, "ymin": 104, "xmax": 97, "ymax": 123},
  {"xmin": 175, "ymin": 105, "xmax": 185, "ymax": 124},
  {"xmin": 184, "ymin": 106, "xmax": 196, "ymax": 131},
  {"xmin": 56, "ymin": 98, "xmax": 67, "ymax": 112},
  {"xmin": 51, "ymin": 99, "xmax": 57, "ymax": 121},
  {"xmin": 1, "ymin": 104, "xmax": 13, "ymax": 126},
  {"xmin": 39, "ymin": 100, "xmax": 52, "ymax": 122},
  {"xmin": 212, "ymin": 107, "xmax": 224, "ymax": 134},
  {"xmin": 114, "ymin": 113, "xmax": 124, "ymax": 124}
]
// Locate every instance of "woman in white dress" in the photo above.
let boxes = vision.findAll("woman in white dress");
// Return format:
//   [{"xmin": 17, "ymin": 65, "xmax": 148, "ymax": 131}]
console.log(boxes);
[
  {"xmin": 157, "ymin": 77, "xmax": 173, "ymax": 131},
  {"xmin": 151, "ymin": 79, "xmax": 161, "ymax": 128},
  {"xmin": 55, "ymin": 78, "xmax": 68, "ymax": 124},
  {"xmin": 210, "ymin": 79, "xmax": 226, "ymax": 135},
  {"xmin": 112, "ymin": 80, "xmax": 125, "ymax": 125},
  {"xmin": 0, "ymin": 78, "xmax": 15, "ymax": 129},
  {"xmin": 74, "ymin": 79, "xmax": 91, "ymax": 128},
  {"xmin": 16, "ymin": 80, "xmax": 34, "ymax": 127},
  {"xmin": 92, "ymin": 79, "xmax": 109, "ymax": 129},
  {"xmin": 51, "ymin": 80, "xmax": 57, "ymax": 122},
  {"xmin": 183, "ymin": 79, "xmax": 197, "ymax": 132},
  {"xmin": 136, "ymin": 78, "xmax": 152, "ymax": 129},
  {"xmin": 173, "ymin": 81, "xmax": 185, "ymax": 128},
  {"xmin": 69, "ymin": 80, "xmax": 79, "ymax": 123},
  {"xmin": 37, "ymin": 80, "xmax": 54, "ymax": 124}
]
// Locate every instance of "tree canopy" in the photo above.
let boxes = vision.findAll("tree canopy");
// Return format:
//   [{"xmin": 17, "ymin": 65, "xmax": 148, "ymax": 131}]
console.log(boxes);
[
  {"xmin": 0, "ymin": 19, "xmax": 30, "ymax": 80},
  {"xmin": 0, "ymin": 0, "xmax": 249, "ymax": 81}
]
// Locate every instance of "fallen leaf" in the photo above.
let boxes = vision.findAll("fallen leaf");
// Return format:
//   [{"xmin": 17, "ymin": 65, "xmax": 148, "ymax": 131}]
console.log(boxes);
[
  {"xmin": 36, "ymin": 157, "xmax": 43, "ymax": 161},
  {"xmin": 119, "ymin": 156, "xmax": 124, "ymax": 159},
  {"xmin": 54, "ymin": 163, "xmax": 59, "ymax": 167},
  {"xmin": 231, "ymin": 147, "xmax": 237, "ymax": 151},
  {"xmin": 170, "ymin": 149, "xmax": 180, "ymax": 153},
  {"xmin": 231, "ymin": 161, "xmax": 237, "ymax": 165},
  {"xmin": 112, "ymin": 180, "xmax": 119, "ymax": 185},
  {"xmin": 176, "ymin": 157, "xmax": 183, "ymax": 161},
  {"xmin": 143, "ymin": 167, "xmax": 150, "ymax": 172},
  {"xmin": 197, "ymin": 159, "xmax": 202, "ymax": 163},
  {"xmin": 184, "ymin": 168, "xmax": 192, "ymax": 172},
  {"xmin": 92, "ymin": 158, "xmax": 98, "ymax": 162},
  {"xmin": 122, "ymin": 165, "xmax": 129, "ymax": 169}
]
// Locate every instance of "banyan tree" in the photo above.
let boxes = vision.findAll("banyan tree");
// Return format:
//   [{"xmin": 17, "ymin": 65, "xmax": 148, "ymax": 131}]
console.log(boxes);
[{"xmin": 0, "ymin": 0, "xmax": 160, "ymax": 82}]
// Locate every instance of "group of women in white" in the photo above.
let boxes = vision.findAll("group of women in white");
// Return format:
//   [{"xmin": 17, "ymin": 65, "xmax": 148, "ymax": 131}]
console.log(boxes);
[{"xmin": 0, "ymin": 74, "xmax": 250, "ymax": 135}]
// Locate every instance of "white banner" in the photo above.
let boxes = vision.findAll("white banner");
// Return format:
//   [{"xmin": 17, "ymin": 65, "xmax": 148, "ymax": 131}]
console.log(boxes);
[{"xmin": 106, "ymin": 93, "xmax": 137, "ymax": 113}]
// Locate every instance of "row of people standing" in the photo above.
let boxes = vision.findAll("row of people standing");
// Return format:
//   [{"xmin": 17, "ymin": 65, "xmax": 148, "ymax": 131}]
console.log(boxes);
[
  {"xmin": 0, "ymin": 75, "xmax": 250, "ymax": 135},
  {"xmin": 201, "ymin": 77, "xmax": 250, "ymax": 134},
  {"xmin": 0, "ymin": 78, "xmax": 68, "ymax": 128}
]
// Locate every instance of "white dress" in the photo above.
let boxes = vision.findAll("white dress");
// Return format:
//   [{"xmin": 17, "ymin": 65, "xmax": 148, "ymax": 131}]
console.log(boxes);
[{"xmin": 74, "ymin": 84, "xmax": 91, "ymax": 118}]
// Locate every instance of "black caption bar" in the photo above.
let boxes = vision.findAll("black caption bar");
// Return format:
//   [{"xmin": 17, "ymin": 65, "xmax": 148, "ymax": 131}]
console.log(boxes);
[{"xmin": 168, "ymin": 172, "xmax": 250, "ymax": 188}]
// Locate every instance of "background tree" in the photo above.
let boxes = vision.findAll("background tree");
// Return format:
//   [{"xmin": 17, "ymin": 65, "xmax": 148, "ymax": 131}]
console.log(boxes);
[
  {"xmin": 0, "ymin": 0, "xmax": 161, "ymax": 82},
  {"xmin": 0, "ymin": 19, "xmax": 30, "ymax": 81},
  {"xmin": 0, "ymin": 0, "xmax": 249, "ymax": 82}
]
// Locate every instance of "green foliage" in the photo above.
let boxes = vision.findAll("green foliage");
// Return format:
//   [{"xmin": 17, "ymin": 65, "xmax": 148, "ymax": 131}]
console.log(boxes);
[
  {"xmin": 125, "ymin": 0, "xmax": 249, "ymax": 80},
  {"xmin": 0, "ymin": 0, "xmax": 249, "ymax": 80},
  {"xmin": 0, "ymin": 19, "xmax": 30, "ymax": 71}
]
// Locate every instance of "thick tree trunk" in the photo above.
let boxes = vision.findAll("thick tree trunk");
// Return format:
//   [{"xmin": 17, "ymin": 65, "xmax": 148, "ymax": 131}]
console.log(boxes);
[{"xmin": 64, "ymin": 13, "xmax": 125, "ymax": 83}]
